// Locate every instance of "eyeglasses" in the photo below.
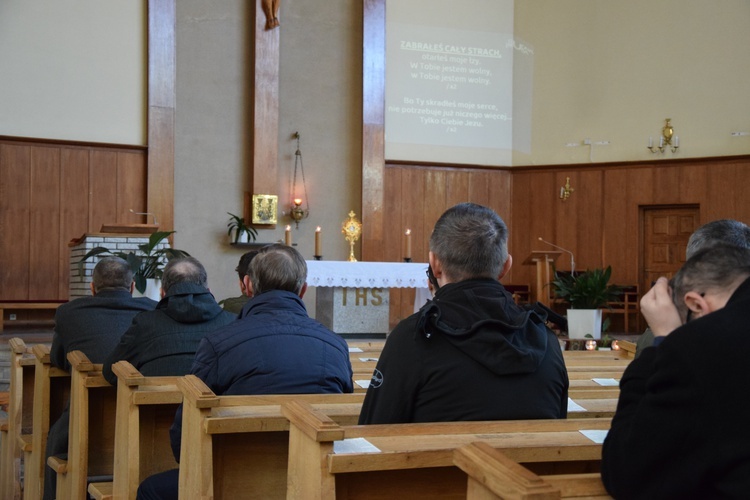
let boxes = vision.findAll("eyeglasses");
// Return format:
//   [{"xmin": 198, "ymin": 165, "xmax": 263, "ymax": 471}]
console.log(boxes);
[{"xmin": 426, "ymin": 265, "xmax": 439, "ymax": 290}]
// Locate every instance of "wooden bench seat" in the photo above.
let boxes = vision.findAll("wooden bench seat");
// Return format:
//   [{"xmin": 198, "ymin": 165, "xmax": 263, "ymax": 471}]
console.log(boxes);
[
  {"xmin": 0, "ymin": 301, "xmax": 65, "ymax": 331},
  {"xmin": 283, "ymin": 400, "xmax": 611, "ymax": 500}
]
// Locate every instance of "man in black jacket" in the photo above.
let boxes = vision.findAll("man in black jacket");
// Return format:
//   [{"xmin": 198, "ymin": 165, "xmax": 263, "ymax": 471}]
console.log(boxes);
[
  {"xmin": 359, "ymin": 203, "xmax": 568, "ymax": 424},
  {"xmin": 102, "ymin": 256, "xmax": 235, "ymax": 385},
  {"xmin": 602, "ymin": 244, "xmax": 750, "ymax": 498},
  {"xmin": 44, "ymin": 256, "xmax": 157, "ymax": 500}
]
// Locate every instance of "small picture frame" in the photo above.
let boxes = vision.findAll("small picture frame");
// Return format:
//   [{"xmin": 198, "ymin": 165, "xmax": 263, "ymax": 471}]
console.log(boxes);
[{"xmin": 252, "ymin": 194, "xmax": 278, "ymax": 225}]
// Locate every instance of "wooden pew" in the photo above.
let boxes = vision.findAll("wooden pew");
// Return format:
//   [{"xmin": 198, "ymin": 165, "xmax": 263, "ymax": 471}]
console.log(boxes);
[
  {"xmin": 0, "ymin": 338, "xmax": 33, "ymax": 500},
  {"xmin": 23, "ymin": 344, "xmax": 71, "ymax": 500},
  {"xmin": 454, "ymin": 442, "xmax": 611, "ymax": 499},
  {"xmin": 48, "ymin": 351, "xmax": 116, "ymax": 500},
  {"xmin": 283, "ymin": 400, "xmax": 610, "ymax": 500},
  {"xmin": 88, "ymin": 361, "xmax": 182, "ymax": 500},
  {"xmin": 177, "ymin": 375, "xmax": 365, "ymax": 499}
]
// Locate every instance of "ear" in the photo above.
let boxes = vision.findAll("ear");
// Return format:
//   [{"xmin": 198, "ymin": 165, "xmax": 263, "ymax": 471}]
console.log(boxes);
[
  {"xmin": 160, "ymin": 287, "xmax": 167, "ymax": 299},
  {"xmin": 428, "ymin": 251, "xmax": 442, "ymax": 277},
  {"xmin": 298, "ymin": 282, "xmax": 308, "ymax": 299},
  {"xmin": 90, "ymin": 282, "xmax": 97, "ymax": 296},
  {"xmin": 242, "ymin": 276, "xmax": 254, "ymax": 298},
  {"xmin": 498, "ymin": 254, "xmax": 513, "ymax": 280},
  {"xmin": 129, "ymin": 282, "xmax": 135, "ymax": 294},
  {"xmin": 684, "ymin": 291, "xmax": 709, "ymax": 320}
]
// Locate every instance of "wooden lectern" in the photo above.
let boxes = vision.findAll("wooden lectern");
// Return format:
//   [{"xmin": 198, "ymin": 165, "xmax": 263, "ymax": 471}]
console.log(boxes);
[{"xmin": 523, "ymin": 251, "xmax": 562, "ymax": 306}]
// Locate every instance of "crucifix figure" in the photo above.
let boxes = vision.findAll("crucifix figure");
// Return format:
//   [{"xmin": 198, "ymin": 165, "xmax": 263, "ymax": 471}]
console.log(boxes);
[{"xmin": 262, "ymin": 0, "xmax": 280, "ymax": 29}]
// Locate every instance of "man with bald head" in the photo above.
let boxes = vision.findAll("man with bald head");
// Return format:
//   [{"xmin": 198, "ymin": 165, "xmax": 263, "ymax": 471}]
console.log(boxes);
[{"xmin": 102, "ymin": 256, "xmax": 235, "ymax": 385}]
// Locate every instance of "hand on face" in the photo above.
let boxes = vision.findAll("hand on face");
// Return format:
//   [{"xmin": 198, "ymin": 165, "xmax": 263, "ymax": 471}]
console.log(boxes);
[{"xmin": 640, "ymin": 277, "xmax": 683, "ymax": 337}]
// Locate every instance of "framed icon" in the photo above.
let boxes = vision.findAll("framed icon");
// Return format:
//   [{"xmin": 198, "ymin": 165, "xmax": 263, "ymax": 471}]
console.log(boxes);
[{"xmin": 251, "ymin": 194, "xmax": 278, "ymax": 225}]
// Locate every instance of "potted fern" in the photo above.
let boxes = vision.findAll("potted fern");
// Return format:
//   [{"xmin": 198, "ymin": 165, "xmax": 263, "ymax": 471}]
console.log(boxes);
[
  {"xmin": 227, "ymin": 212, "xmax": 258, "ymax": 244},
  {"xmin": 550, "ymin": 266, "xmax": 622, "ymax": 339},
  {"xmin": 77, "ymin": 231, "xmax": 190, "ymax": 299}
]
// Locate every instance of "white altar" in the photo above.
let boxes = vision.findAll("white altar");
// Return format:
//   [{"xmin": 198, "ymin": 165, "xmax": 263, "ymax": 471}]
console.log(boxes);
[{"xmin": 306, "ymin": 261, "xmax": 430, "ymax": 336}]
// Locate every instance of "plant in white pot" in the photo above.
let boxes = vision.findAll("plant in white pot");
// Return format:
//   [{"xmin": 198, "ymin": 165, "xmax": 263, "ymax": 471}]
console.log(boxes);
[
  {"xmin": 227, "ymin": 212, "xmax": 258, "ymax": 244},
  {"xmin": 77, "ymin": 231, "xmax": 190, "ymax": 300},
  {"xmin": 550, "ymin": 266, "xmax": 621, "ymax": 340}
]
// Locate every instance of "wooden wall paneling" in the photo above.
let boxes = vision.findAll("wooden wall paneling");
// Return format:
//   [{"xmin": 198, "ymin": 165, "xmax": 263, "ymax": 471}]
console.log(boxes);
[
  {"xmin": 575, "ymin": 170, "xmax": 604, "ymax": 270},
  {"xmin": 526, "ymin": 171, "xmax": 556, "ymax": 297},
  {"xmin": 677, "ymin": 163, "xmax": 706, "ymax": 207},
  {"xmin": 445, "ymin": 170, "xmax": 469, "ymax": 208},
  {"xmin": 488, "ymin": 170, "xmax": 512, "ymax": 280},
  {"xmin": 468, "ymin": 170, "xmax": 490, "ymax": 207},
  {"xmin": 89, "ymin": 150, "xmax": 120, "ymax": 233},
  {"xmin": 550, "ymin": 171, "xmax": 578, "ymax": 271},
  {"xmin": 397, "ymin": 167, "xmax": 427, "ymax": 324},
  {"xmin": 29, "ymin": 146, "xmax": 61, "ymax": 299},
  {"xmin": 705, "ymin": 163, "xmax": 738, "ymax": 222},
  {"xmin": 59, "ymin": 148, "xmax": 90, "ymax": 298},
  {"xmin": 361, "ymin": 0, "xmax": 386, "ymax": 262},
  {"xmin": 602, "ymin": 169, "xmax": 634, "ymax": 285},
  {"xmin": 383, "ymin": 166, "xmax": 404, "ymax": 328},
  {"xmin": 116, "ymin": 151, "xmax": 148, "ymax": 224},
  {"xmin": 147, "ymin": 0, "xmax": 176, "ymax": 233},
  {"xmin": 0, "ymin": 144, "xmax": 31, "ymax": 299},
  {"xmin": 508, "ymin": 171, "xmax": 532, "ymax": 286},
  {"xmin": 733, "ymin": 160, "xmax": 750, "ymax": 223},
  {"xmin": 651, "ymin": 162, "xmax": 683, "ymax": 205},
  {"xmin": 423, "ymin": 169, "xmax": 447, "ymax": 240}
]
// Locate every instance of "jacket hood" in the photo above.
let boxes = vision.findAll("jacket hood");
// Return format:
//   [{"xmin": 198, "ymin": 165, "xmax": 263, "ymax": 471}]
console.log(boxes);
[
  {"xmin": 157, "ymin": 282, "xmax": 225, "ymax": 324},
  {"xmin": 416, "ymin": 279, "xmax": 552, "ymax": 376}
]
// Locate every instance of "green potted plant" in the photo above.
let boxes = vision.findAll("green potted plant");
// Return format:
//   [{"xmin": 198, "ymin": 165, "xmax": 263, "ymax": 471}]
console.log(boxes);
[
  {"xmin": 77, "ymin": 231, "xmax": 190, "ymax": 297},
  {"xmin": 550, "ymin": 266, "xmax": 621, "ymax": 339},
  {"xmin": 227, "ymin": 212, "xmax": 258, "ymax": 244}
]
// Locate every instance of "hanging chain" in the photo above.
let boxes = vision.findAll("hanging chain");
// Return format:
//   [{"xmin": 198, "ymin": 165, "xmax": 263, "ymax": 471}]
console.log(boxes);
[{"xmin": 292, "ymin": 132, "xmax": 310, "ymax": 211}]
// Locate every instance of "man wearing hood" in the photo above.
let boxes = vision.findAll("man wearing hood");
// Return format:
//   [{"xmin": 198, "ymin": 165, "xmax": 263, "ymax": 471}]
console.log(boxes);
[
  {"xmin": 359, "ymin": 203, "xmax": 568, "ymax": 424},
  {"xmin": 102, "ymin": 256, "xmax": 236, "ymax": 385}
]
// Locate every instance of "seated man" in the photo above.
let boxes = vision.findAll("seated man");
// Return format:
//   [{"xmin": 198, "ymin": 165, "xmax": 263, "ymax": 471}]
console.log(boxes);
[
  {"xmin": 102, "ymin": 256, "xmax": 236, "ymax": 385},
  {"xmin": 359, "ymin": 203, "xmax": 568, "ymax": 424},
  {"xmin": 218, "ymin": 250, "xmax": 257, "ymax": 314},
  {"xmin": 635, "ymin": 218, "xmax": 750, "ymax": 357},
  {"xmin": 45, "ymin": 256, "xmax": 157, "ymax": 500},
  {"xmin": 602, "ymin": 244, "xmax": 750, "ymax": 498},
  {"xmin": 137, "ymin": 244, "xmax": 353, "ymax": 499}
]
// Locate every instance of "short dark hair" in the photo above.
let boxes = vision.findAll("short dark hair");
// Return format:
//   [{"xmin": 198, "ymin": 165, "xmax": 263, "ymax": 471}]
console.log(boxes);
[
  {"xmin": 236, "ymin": 251, "xmax": 258, "ymax": 280},
  {"xmin": 161, "ymin": 257, "xmax": 208, "ymax": 293},
  {"xmin": 92, "ymin": 256, "xmax": 133, "ymax": 293},
  {"xmin": 247, "ymin": 244, "xmax": 306, "ymax": 295},
  {"xmin": 429, "ymin": 203, "xmax": 508, "ymax": 282},
  {"xmin": 686, "ymin": 219, "xmax": 750, "ymax": 259},
  {"xmin": 671, "ymin": 244, "xmax": 750, "ymax": 321}
]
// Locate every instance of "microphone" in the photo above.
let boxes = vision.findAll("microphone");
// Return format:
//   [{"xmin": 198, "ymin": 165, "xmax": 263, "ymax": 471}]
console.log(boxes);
[{"xmin": 538, "ymin": 237, "xmax": 575, "ymax": 274}]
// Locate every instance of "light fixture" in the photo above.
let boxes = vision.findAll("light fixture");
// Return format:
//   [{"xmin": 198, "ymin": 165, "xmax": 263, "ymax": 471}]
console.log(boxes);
[
  {"xmin": 648, "ymin": 118, "xmax": 679, "ymax": 153},
  {"xmin": 559, "ymin": 177, "xmax": 574, "ymax": 201},
  {"xmin": 289, "ymin": 132, "xmax": 309, "ymax": 229}
]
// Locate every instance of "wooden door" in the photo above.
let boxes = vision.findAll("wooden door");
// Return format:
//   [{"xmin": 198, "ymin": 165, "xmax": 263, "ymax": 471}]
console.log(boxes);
[{"xmin": 641, "ymin": 205, "xmax": 700, "ymax": 296}]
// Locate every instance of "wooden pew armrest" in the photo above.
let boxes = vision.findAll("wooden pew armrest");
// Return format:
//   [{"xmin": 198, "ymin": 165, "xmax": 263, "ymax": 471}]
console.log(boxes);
[
  {"xmin": 281, "ymin": 400, "xmax": 345, "ymax": 442},
  {"xmin": 16, "ymin": 433, "xmax": 32, "ymax": 452},
  {"xmin": 47, "ymin": 455, "xmax": 68, "ymax": 474},
  {"xmin": 88, "ymin": 481, "xmax": 113, "ymax": 500}
]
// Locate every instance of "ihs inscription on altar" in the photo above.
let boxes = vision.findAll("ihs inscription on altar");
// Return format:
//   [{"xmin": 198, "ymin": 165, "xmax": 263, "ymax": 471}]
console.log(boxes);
[{"xmin": 316, "ymin": 287, "xmax": 390, "ymax": 336}]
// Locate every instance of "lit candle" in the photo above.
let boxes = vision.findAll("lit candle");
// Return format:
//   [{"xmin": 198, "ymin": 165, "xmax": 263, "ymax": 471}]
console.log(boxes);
[
  {"xmin": 293, "ymin": 198, "xmax": 302, "ymax": 207},
  {"xmin": 285, "ymin": 225, "xmax": 292, "ymax": 246},
  {"xmin": 585, "ymin": 339, "xmax": 597, "ymax": 351},
  {"xmin": 315, "ymin": 226, "xmax": 322, "ymax": 255},
  {"xmin": 405, "ymin": 229, "xmax": 412, "ymax": 260},
  {"xmin": 611, "ymin": 340, "xmax": 620, "ymax": 351}
]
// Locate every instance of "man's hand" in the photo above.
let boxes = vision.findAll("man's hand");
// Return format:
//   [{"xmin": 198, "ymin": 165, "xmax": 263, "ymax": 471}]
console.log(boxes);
[{"xmin": 640, "ymin": 277, "xmax": 683, "ymax": 337}]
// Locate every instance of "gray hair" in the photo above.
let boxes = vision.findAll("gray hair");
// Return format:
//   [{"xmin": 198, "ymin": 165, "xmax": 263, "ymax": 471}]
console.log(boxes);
[
  {"xmin": 92, "ymin": 256, "xmax": 133, "ymax": 293},
  {"xmin": 247, "ymin": 244, "xmax": 307, "ymax": 295},
  {"xmin": 429, "ymin": 203, "xmax": 508, "ymax": 282},
  {"xmin": 686, "ymin": 219, "xmax": 750, "ymax": 259},
  {"xmin": 161, "ymin": 257, "xmax": 208, "ymax": 293},
  {"xmin": 671, "ymin": 244, "xmax": 750, "ymax": 322}
]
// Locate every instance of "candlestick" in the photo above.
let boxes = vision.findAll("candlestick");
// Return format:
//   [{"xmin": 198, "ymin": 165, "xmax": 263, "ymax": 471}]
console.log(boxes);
[
  {"xmin": 285, "ymin": 225, "xmax": 292, "ymax": 246},
  {"xmin": 405, "ymin": 229, "xmax": 412, "ymax": 260},
  {"xmin": 315, "ymin": 226, "xmax": 322, "ymax": 256}
]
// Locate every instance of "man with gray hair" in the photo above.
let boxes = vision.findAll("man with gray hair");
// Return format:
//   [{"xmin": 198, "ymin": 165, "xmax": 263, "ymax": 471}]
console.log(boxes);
[
  {"xmin": 635, "ymin": 218, "xmax": 750, "ymax": 356},
  {"xmin": 102, "ymin": 256, "xmax": 235, "ymax": 385},
  {"xmin": 45, "ymin": 256, "xmax": 157, "ymax": 500},
  {"xmin": 359, "ymin": 203, "xmax": 568, "ymax": 424},
  {"xmin": 602, "ymin": 244, "xmax": 750, "ymax": 497},
  {"xmin": 136, "ymin": 244, "xmax": 353, "ymax": 499}
]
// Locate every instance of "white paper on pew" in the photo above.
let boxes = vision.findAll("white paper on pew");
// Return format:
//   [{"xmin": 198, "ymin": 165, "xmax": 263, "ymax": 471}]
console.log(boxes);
[
  {"xmin": 567, "ymin": 398, "xmax": 587, "ymax": 412},
  {"xmin": 359, "ymin": 357, "xmax": 379, "ymax": 362},
  {"xmin": 349, "ymin": 347, "xmax": 364, "ymax": 352},
  {"xmin": 355, "ymin": 379, "xmax": 371, "ymax": 388},
  {"xmin": 592, "ymin": 377, "xmax": 619, "ymax": 386},
  {"xmin": 580, "ymin": 429, "xmax": 609, "ymax": 444},
  {"xmin": 334, "ymin": 437, "xmax": 381, "ymax": 454}
]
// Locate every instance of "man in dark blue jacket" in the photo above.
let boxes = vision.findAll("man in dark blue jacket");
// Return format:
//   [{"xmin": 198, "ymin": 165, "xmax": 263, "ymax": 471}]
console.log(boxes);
[{"xmin": 137, "ymin": 244, "xmax": 353, "ymax": 499}]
